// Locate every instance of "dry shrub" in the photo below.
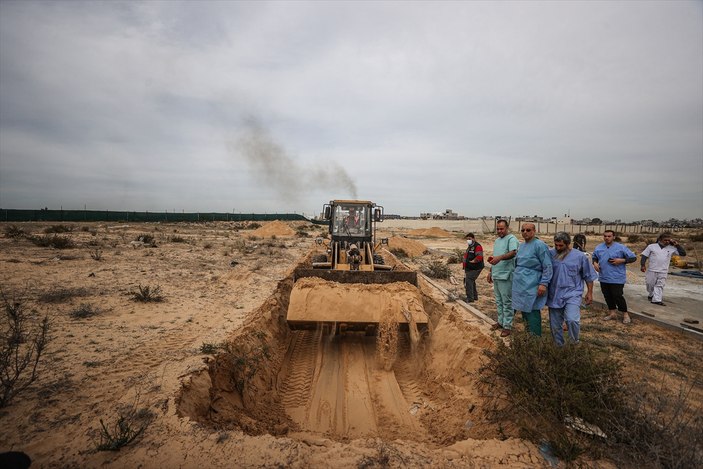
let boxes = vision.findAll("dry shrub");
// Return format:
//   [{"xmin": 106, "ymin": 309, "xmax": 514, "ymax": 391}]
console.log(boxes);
[
  {"xmin": 295, "ymin": 228, "xmax": 310, "ymax": 238},
  {"xmin": 232, "ymin": 238, "xmax": 247, "ymax": 252},
  {"xmin": 90, "ymin": 249, "xmax": 102, "ymax": 261},
  {"xmin": 481, "ymin": 333, "xmax": 624, "ymax": 461},
  {"xmin": 447, "ymin": 249, "xmax": 464, "ymax": 264},
  {"xmin": 219, "ymin": 331, "xmax": 271, "ymax": 395},
  {"xmin": 3, "ymin": 225, "xmax": 26, "ymax": 239},
  {"xmin": 38, "ymin": 287, "xmax": 91, "ymax": 303},
  {"xmin": 421, "ymin": 260, "xmax": 451, "ymax": 279},
  {"xmin": 606, "ymin": 379, "xmax": 703, "ymax": 469},
  {"xmin": 689, "ymin": 232, "xmax": 703, "ymax": 242},
  {"xmin": 135, "ymin": 233, "xmax": 156, "ymax": 246},
  {"xmin": 130, "ymin": 285, "xmax": 164, "ymax": 302},
  {"xmin": 627, "ymin": 234, "xmax": 643, "ymax": 243},
  {"xmin": 43, "ymin": 224, "xmax": 72, "ymax": 234},
  {"xmin": 95, "ymin": 402, "xmax": 154, "ymax": 451},
  {"xmin": 200, "ymin": 342, "xmax": 222, "ymax": 354},
  {"xmin": 481, "ymin": 332, "xmax": 703, "ymax": 467},
  {"xmin": 389, "ymin": 247, "xmax": 409, "ymax": 259},
  {"xmin": 70, "ymin": 303, "xmax": 100, "ymax": 319},
  {"xmin": 1, "ymin": 293, "xmax": 50, "ymax": 407},
  {"xmin": 29, "ymin": 234, "xmax": 74, "ymax": 249}
]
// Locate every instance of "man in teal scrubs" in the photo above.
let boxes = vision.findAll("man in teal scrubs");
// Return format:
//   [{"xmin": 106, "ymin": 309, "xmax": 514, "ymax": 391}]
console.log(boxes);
[{"xmin": 487, "ymin": 219, "xmax": 519, "ymax": 337}]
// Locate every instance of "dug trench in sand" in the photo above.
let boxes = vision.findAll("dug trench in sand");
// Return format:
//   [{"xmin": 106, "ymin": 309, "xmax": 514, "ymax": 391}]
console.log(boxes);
[
  {"xmin": 179, "ymin": 258, "xmax": 503, "ymax": 446},
  {"xmin": 280, "ymin": 328, "xmax": 426, "ymax": 440},
  {"xmin": 281, "ymin": 277, "xmax": 428, "ymax": 438}
]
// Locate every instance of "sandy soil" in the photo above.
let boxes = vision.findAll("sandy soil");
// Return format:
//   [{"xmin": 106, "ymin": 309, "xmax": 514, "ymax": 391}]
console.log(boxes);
[
  {"xmin": 387, "ymin": 236, "xmax": 429, "ymax": 258},
  {"xmin": 406, "ymin": 227, "xmax": 455, "ymax": 238},
  {"xmin": 1, "ymin": 222, "xmax": 701, "ymax": 468}
]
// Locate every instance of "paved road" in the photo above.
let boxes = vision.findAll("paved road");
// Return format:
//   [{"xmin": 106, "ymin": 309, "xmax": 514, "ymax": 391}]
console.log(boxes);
[{"xmin": 592, "ymin": 268, "xmax": 703, "ymax": 340}]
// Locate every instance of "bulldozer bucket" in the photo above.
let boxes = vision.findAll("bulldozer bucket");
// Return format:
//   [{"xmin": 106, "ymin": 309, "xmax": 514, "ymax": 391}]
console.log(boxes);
[
  {"xmin": 293, "ymin": 268, "xmax": 418, "ymax": 287},
  {"xmin": 286, "ymin": 275, "xmax": 428, "ymax": 332}
]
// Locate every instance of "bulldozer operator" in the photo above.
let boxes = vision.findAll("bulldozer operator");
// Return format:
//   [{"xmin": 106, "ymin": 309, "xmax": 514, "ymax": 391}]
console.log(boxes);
[{"xmin": 343, "ymin": 207, "xmax": 363, "ymax": 234}]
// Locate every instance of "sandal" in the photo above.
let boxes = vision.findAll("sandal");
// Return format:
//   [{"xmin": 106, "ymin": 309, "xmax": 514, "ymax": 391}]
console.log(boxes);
[
  {"xmin": 603, "ymin": 313, "xmax": 618, "ymax": 321},
  {"xmin": 623, "ymin": 314, "xmax": 632, "ymax": 324}
]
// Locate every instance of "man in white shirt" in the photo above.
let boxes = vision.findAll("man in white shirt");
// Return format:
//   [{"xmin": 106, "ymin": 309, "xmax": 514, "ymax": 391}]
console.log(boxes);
[{"xmin": 640, "ymin": 232, "xmax": 686, "ymax": 306}]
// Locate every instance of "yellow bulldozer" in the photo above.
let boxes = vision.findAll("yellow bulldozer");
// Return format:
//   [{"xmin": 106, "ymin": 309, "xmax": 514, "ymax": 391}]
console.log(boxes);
[{"xmin": 287, "ymin": 199, "xmax": 428, "ymax": 333}]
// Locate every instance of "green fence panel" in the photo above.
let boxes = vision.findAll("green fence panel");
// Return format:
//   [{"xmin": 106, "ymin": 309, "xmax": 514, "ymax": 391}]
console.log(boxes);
[{"xmin": 1, "ymin": 209, "xmax": 312, "ymax": 224}]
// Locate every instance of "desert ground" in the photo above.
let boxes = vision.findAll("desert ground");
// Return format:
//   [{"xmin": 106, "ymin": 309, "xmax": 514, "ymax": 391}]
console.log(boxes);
[{"xmin": 1, "ymin": 220, "xmax": 701, "ymax": 468}]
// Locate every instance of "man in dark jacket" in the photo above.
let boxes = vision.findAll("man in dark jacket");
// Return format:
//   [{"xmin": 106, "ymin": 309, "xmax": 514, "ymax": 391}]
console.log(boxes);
[{"xmin": 463, "ymin": 233, "xmax": 484, "ymax": 303}]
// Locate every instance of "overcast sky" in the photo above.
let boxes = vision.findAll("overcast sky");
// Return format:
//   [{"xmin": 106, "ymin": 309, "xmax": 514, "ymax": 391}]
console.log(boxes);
[{"xmin": 1, "ymin": 1, "xmax": 701, "ymax": 221}]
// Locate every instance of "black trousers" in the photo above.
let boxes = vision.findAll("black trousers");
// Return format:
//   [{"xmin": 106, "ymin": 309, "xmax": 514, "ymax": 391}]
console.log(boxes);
[
  {"xmin": 600, "ymin": 282, "xmax": 628, "ymax": 312},
  {"xmin": 464, "ymin": 269, "xmax": 482, "ymax": 302}
]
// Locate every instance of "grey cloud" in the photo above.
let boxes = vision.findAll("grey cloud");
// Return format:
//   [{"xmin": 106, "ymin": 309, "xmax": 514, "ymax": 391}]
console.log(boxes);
[{"xmin": 0, "ymin": 1, "xmax": 701, "ymax": 220}]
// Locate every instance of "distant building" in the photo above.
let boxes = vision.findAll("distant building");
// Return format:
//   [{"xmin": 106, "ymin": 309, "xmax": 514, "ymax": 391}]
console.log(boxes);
[
  {"xmin": 420, "ymin": 209, "xmax": 461, "ymax": 220},
  {"xmin": 516, "ymin": 215, "xmax": 551, "ymax": 223}
]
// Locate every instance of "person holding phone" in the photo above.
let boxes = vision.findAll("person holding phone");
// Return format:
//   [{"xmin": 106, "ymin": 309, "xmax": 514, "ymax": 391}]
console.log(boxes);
[
  {"xmin": 640, "ymin": 233, "xmax": 686, "ymax": 306},
  {"xmin": 592, "ymin": 230, "xmax": 637, "ymax": 324}
]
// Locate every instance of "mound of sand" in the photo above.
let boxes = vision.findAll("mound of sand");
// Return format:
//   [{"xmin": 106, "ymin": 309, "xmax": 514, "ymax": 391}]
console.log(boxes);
[
  {"xmin": 287, "ymin": 277, "xmax": 427, "ymax": 326},
  {"xmin": 408, "ymin": 227, "xmax": 454, "ymax": 237},
  {"xmin": 250, "ymin": 220, "xmax": 296, "ymax": 238},
  {"xmin": 388, "ymin": 236, "xmax": 428, "ymax": 258}
]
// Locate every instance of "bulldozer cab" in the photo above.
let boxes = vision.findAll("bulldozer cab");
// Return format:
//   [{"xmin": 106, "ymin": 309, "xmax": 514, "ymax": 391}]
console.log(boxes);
[{"xmin": 324, "ymin": 200, "xmax": 381, "ymax": 245}]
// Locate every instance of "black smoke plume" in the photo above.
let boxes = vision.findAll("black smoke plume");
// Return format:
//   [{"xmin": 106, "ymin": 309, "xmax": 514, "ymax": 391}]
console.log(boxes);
[{"xmin": 231, "ymin": 117, "xmax": 358, "ymax": 201}]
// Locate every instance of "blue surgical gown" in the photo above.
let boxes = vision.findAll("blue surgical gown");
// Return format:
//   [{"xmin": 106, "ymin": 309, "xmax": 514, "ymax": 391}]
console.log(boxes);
[
  {"xmin": 512, "ymin": 239, "xmax": 553, "ymax": 312},
  {"xmin": 547, "ymin": 249, "xmax": 598, "ymax": 308}
]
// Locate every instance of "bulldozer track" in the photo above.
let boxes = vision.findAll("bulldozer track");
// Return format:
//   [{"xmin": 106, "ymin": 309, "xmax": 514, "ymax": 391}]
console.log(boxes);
[
  {"xmin": 278, "ymin": 330, "xmax": 425, "ymax": 439},
  {"xmin": 279, "ymin": 329, "xmax": 321, "ymax": 408},
  {"xmin": 393, "ymin": 335, "xmax": 425, "ymax": 406}
]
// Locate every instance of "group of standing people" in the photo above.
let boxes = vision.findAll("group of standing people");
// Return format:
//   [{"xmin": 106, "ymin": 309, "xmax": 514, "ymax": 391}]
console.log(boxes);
[{"xmin": 462, "ymin": 220, "xmax": 686, "ymax": 346}]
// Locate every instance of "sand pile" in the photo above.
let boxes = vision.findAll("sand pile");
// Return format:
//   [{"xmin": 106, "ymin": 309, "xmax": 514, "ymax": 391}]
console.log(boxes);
[
  {"xmin": 250, "ymin": 220, "xmax": 296, "ymax": 238},
  {"xmin": 388, "ymin": 236, "xmax": 428, "ymax": 258},
  {"xmin": 286, "ymin": 277, "xmax": 427, "ymax": 325},
  {"xmin": 408, "ymin": 227, "xmax": 454, "ymax": 237}
]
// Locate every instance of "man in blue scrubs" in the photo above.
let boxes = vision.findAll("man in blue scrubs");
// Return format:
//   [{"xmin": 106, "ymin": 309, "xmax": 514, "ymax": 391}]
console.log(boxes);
[
  {"xmin": 592, "ymin": 230, "xmax": 637, "ymax": 324},
  {"xmin": 547, "ymin": 232, "xmax": 598, "ymax": 345}
]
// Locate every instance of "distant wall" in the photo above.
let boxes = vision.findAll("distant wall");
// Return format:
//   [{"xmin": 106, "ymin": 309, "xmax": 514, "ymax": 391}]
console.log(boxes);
[
  {"xmin": 513, "ymin": 221, "xmax": 644, "ymax": 235},
  {"xmin": 0, "ymin": 209, "xmax": 310, "ymax": 223},
  {"xmin": 381, "ymin": 218, "xmax": 646, "ymax": 235}
]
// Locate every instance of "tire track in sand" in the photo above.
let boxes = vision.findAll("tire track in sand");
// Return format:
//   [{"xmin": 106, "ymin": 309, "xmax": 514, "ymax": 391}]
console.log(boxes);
[
  {"xmin": 279, "ymin": 329, "xmax": 321, "ymax": 410},
  {"xmin": 279, "ymin": 330, "xmax": 425, "ymax": 440}
]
